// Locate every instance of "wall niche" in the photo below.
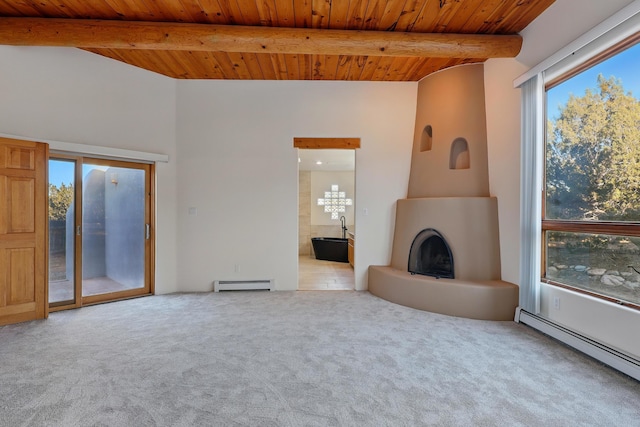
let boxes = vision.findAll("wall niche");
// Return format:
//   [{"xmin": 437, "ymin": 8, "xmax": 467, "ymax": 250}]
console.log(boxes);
[
  {"xmin": 449, "ymin": 138, "xmax": 470, "ymax": 170},
  {"xmin": 408, "ymin": 63, "xmax": 489, "ymax": 197},
  {"xmin": 419, "ymin": 125, "xmax": 433, "ymax": 152}
]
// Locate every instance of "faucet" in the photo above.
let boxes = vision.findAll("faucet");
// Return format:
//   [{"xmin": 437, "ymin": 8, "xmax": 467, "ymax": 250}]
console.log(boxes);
[{"xmin": 340, "ymin": 215, "xmax": 347, "ymax": 239}]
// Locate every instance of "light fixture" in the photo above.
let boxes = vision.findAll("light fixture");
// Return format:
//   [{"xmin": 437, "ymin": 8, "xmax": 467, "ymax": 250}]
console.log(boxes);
[{"xmin": 316, "ymin": 161, "xmax": 323, "ymax": 165}]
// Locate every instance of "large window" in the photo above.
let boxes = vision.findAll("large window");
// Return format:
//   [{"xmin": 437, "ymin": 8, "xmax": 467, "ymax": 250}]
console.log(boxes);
[{"xmin": 543, "ymin": 36, "xmax": 640, "ymax": 309}]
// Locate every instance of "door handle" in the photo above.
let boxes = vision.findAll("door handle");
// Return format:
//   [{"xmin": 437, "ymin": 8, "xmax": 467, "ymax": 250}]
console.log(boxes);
[{"xmin": 146, "ymin": 223, "xmax": 151, "ymax": 240}]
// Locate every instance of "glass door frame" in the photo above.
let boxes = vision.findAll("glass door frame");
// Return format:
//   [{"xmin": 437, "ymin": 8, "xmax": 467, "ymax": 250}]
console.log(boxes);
[
  {"xmin": 48, "ymin": 154, "xmax": 81, "ymax": 309},
  {"xmin": 49, "ymin": 154, "xmax": 155, "ymax": 312}
]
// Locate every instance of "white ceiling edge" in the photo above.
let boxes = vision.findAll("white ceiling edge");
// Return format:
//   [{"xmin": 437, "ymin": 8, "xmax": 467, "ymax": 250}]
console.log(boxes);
[
  {"xmin": 516, "ymin": 0, "xmax": 637, "ymax": 67},
  {"xmin": 514, "ymin": 0, "xmax": 640, "ymax": 87}
]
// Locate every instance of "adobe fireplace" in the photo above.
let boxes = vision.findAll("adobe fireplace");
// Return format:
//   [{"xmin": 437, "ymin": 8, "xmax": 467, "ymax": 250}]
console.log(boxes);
[
  {"xmin": 408, "ymin": 228, "xmax": 454, "ymax": 279},
  {"xmin": 368, "ymin": 197, "xmax": 519, "ymax": 321},
  {"xmin": 368, "ymin": 64, "xmax": 519, "ymax": 321}
]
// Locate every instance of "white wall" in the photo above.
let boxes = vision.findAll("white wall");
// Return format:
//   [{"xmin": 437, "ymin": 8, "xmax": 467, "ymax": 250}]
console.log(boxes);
[
  {"xmin": 484, "ymin": 58, "xmax": 528, "ymax": 285},
  {"xmin": 176, "ymin": 80, "xmax": 416, "ymax": 291},
  {"xmin": 0, "ymin": 46, "xmax": 179, "ymax": 294},
  {"xmin": 0, "ymin": 46, "xmax": 414, "ymax": 295},
  {"xmin": 539, "ymin": 283, "xmax": 640, "ymax": 357}
]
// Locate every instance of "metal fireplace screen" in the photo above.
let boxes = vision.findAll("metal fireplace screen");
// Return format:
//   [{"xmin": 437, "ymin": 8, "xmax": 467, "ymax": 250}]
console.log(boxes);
[{"xmin": 407, "ymin": 228, "xmax": 454, "ymax": 279}]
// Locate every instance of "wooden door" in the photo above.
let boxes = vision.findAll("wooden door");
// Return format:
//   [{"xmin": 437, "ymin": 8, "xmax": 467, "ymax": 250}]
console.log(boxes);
[{"xmin": 0, "ymin": 137, "xmax": 48, "ymax": 326}]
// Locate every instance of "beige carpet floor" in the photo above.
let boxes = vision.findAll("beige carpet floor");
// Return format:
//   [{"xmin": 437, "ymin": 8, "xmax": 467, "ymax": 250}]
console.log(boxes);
[{"xmin": 1, "ymin": 291, "xmax": 638, "ymax": 426}]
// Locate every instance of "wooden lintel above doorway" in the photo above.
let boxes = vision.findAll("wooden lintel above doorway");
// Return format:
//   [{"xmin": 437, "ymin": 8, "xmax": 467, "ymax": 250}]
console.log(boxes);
[{"xmin": 293, "ymin": 138, "xmax": 360, "ymax": 150}]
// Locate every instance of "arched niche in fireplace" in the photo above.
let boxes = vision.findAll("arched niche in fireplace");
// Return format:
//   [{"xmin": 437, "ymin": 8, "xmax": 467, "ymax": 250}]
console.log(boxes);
[
  {"xmin": 449, "ymin": 137, "xmax": 470, "ymax": 169},
  {"xmin": 407, "ymin": 228, "xmax": 454, "ymax": 279},
  {"xmin": 420, "ymin": 125, "xmax": 433, "ymax": 152}
]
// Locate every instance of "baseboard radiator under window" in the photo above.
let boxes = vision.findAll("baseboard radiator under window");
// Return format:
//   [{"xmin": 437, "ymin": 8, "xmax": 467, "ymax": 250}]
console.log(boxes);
[
  {"xmin": 515, "ymin": 308, "xmax": 640, "ymax": 381},
  {"xmin": 214, "ymin": 280, "xmax": 273, "ymax": 292}
]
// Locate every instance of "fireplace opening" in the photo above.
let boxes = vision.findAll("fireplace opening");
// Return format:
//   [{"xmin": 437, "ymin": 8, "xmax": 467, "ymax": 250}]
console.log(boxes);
[{"xmin": 408, "ymin": 228, "xmax": 454, "ymax": 279}]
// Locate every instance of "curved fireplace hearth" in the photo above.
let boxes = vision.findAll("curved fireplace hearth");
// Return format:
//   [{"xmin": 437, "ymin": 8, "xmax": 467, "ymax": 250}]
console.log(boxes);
[{"xmin": 368, "ymin": 197, "xmax": 518, "ymax": 321}]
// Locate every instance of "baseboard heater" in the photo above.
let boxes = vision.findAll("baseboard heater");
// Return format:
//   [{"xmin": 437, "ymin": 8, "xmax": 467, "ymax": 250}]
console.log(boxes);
[
  {"xmin": 213, "ymin": 279, "xmax": 273, "ymax": 292},
  {"xmin": 515, "ymin": 308, "xmax": 640, "ymax": 381}
]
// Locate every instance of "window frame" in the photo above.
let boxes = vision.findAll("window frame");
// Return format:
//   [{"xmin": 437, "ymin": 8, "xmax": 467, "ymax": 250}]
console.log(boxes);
[{"xmin": 541, "ymin": 34, "xmax": 640, "ymax": 311}]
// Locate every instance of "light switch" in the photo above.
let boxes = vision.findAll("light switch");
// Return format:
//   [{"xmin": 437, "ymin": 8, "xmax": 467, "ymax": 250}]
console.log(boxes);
[{"xmin": 188, "ymin": 207, "xmax": 198, "ymax": 216}]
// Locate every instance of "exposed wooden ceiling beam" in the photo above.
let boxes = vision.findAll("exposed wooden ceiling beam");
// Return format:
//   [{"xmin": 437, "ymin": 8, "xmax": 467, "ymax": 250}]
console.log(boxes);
[{"xmin": 0, "ymin": 17, "xmax": 522, "ymax": 58}]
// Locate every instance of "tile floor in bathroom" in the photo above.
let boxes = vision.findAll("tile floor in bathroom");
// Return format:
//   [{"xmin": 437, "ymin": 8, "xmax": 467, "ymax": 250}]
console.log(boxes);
[{"xmin": 298, "ymin": 256, "xmax": 354, "ymax": 290}]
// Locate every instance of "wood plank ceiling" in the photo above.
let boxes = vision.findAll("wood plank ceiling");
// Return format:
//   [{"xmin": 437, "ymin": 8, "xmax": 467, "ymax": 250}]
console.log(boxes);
[{"xmin": 0, "ymin": 0, "xmax": 555, "ymax": 81}]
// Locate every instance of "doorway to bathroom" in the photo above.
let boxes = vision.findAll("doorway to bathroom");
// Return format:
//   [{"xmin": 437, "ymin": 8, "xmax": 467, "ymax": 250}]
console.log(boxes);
[{"xmin": 297, "ymin": 147, "xmax": 355, "ymax": 290}]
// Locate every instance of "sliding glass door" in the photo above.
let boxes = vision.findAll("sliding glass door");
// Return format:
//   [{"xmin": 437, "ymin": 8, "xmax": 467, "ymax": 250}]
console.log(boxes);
[{"xmin": 48, "ymin": 156, "xmax": 154, "ymax": 310}]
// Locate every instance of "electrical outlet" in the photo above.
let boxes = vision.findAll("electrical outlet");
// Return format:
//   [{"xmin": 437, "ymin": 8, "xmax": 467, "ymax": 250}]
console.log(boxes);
[
  {"xmin": 553, "ymin": 296, "xmax": 560, "ymax": 310},
  {"xmin": 234, "ymin": 264, "xmax": 240, "ymax": 273}
]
